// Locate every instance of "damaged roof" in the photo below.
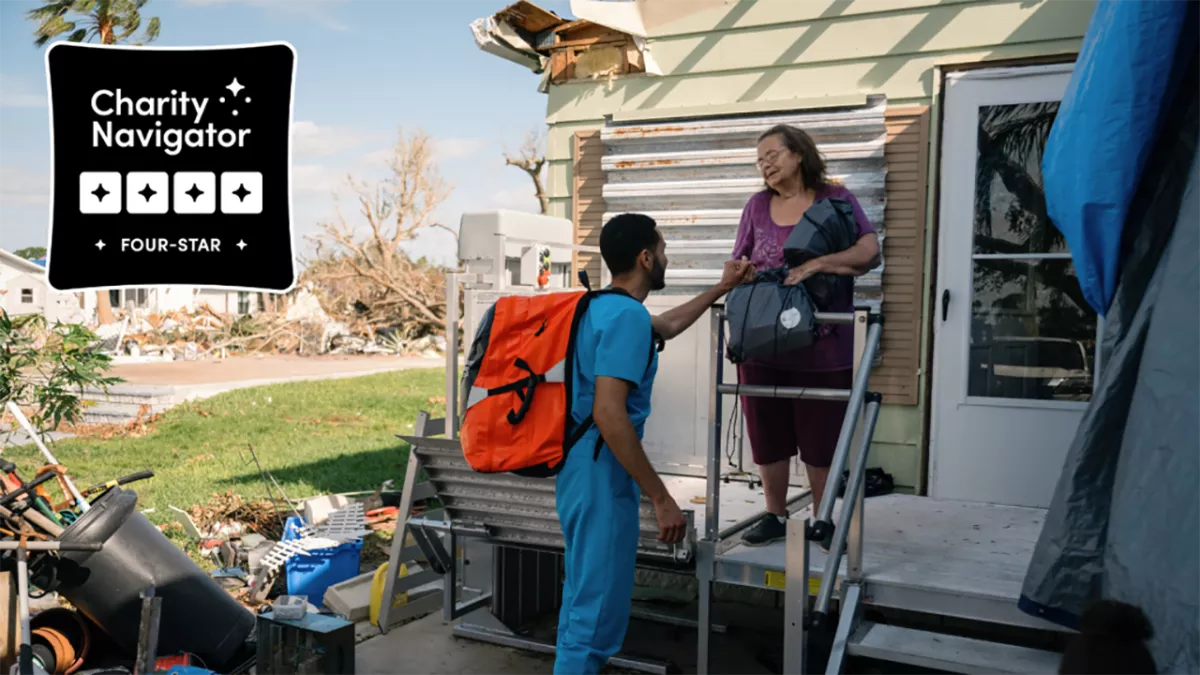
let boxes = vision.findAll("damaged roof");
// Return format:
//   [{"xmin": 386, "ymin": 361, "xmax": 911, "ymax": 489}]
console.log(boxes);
[
  {"xmin": 495, "ymin": 0, "xmax": 566, "ymax": 35},
  {"xmin": 471, "ymin": 0, "xmax": 657, "ymax": 89}
]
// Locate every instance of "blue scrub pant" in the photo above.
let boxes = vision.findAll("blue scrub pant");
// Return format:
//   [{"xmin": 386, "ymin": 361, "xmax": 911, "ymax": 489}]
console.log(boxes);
[{"xmin": 554, "ymin": 435, "xmax": 641, "ymax": 675}]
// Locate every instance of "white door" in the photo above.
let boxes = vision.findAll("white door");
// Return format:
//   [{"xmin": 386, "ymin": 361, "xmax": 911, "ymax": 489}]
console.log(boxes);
[{"xmin": 930, "ymin": 63, "xmax": 1099, "ymax": 509}]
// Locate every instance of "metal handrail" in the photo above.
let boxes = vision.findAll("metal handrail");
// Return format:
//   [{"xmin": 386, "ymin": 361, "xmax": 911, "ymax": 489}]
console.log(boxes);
[
  {"xmin": 698, "ymin": 303, "xmax": 885, "ymax": 675},
  {"xmin": 812, "ymin": 396, "xmax": 881, "ymax": 619},
  {"xmin": 704, "ymin": 307, "xmax": 882, "ymax": 539},
  {"xmin": 811, "ymin": 316, "xmax": 884, "ymax": 536}
]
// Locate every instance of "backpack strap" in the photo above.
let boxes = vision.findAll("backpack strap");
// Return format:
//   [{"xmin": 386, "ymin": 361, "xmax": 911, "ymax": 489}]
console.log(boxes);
[{"xmin": 569, "ymin": 272, "xmax": 667, "ymax": 461}]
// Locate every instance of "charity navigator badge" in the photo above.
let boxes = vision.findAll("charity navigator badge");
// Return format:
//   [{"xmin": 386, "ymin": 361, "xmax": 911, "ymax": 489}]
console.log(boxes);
[{"xmin": 43, "ymin": 41, "xmax": 297, "ymax": 293}]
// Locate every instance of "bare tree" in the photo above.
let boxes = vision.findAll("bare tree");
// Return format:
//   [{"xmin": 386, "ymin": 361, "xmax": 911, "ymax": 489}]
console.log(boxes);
[
  {"xmin": 504, "ymin": 128, "xmax": 549, "ymax": 215},
  {"xmin": 305, "ymin": 127, "xmax": 455, "ymax": 333}
]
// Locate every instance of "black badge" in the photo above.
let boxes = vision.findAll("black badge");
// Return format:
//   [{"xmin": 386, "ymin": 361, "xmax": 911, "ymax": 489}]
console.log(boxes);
[{"xmin": 44, "ymin": 41, "xmax": 297, "ymax": 293}]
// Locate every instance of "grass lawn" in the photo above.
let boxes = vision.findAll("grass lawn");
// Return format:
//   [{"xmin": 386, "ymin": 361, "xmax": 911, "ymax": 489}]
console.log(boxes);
[{"xmin": 4, "ymin": 368, "xmax": 448, "ymax": 527}]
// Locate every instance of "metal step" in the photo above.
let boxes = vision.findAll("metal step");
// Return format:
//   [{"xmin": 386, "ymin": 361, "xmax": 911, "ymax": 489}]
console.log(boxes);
[{"xmin": 847, "ymin": 622, "xmax": 1062, "ymax": 674}]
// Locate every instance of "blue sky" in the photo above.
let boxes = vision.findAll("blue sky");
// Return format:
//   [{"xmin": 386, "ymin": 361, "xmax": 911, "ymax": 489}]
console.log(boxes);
[{"xmin": 0, "ymin": 0, "xmax": 570, "ymax": 264}]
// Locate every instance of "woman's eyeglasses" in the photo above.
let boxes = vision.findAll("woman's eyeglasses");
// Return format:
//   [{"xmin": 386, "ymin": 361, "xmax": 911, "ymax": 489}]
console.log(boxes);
[{"xmin": 755, "ymin": 148, "xmax": 787, "ymax": 170}]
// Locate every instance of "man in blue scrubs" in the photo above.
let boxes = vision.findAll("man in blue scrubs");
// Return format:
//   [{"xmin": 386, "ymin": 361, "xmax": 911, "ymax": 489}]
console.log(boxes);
[{"xmin": 555, "ymin": 213, "xmax": 754, "ymax": 674}]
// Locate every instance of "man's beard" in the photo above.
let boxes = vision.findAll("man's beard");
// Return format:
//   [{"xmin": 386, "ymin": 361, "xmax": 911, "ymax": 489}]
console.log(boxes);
[{"xmin": 650, "ymin": 257, "xmax": 667, "ymax": 291}]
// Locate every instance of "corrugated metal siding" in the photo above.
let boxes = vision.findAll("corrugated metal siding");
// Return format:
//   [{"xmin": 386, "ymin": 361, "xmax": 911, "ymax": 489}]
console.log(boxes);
[{"xmin": 598, "ymin": 95, "xmax": 889, "ymax": 305}]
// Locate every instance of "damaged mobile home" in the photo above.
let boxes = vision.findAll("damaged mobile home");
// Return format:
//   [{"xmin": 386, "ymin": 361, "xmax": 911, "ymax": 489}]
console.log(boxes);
[{"xmin": 388, "ymin": 0, "xmax": 1197, "ymax": 673}]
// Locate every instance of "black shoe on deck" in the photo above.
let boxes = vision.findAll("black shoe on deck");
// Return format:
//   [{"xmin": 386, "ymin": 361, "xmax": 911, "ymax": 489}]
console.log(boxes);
[{"xmin": 741, "ymin": 515, "xmax": 787, "ymax": 547}]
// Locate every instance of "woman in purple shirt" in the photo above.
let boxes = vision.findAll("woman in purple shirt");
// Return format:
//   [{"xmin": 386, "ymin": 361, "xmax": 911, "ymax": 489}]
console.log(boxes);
[{"xmin": 732, "ymin": 124, "xmax": 881, "ymax": 548}]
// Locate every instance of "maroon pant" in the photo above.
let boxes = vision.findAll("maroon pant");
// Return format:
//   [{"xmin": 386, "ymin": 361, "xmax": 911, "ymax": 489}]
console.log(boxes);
[{"xmin": 736, "ymin": 364, "xmax": 852, "ymax": 468}]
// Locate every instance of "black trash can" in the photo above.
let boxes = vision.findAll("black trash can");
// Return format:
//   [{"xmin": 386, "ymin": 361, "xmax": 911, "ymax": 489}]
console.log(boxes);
[{"xmin": 50, "ymin": 488, "xmax": 255, "ymax": 671}]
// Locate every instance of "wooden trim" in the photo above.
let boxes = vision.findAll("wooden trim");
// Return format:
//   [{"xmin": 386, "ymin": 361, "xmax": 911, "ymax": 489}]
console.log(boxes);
[
  {"xmin": 936, "ymin": 51, "xmax": 1079, "ymax": 74},
  {"xmin": 874, "ymin": 105, "xmax": 932, "ymax": 407},
  {"xmin": 572, "ymin": 130, "xmax": 604, "ymax": 287}
]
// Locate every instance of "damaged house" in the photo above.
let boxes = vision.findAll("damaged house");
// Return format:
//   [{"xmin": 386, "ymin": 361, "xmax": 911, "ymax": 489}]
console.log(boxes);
[{"xmin": 473, "ymin": 0, "xmax": 1100, "ymax": 505}]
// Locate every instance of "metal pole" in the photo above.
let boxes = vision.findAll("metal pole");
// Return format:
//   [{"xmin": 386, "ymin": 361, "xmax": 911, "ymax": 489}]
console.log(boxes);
[
  {"xmin": 814, "ymin": 398, "xmax": 880, "ymax": 616},
  {"xmin": 0, "ymin": 541, "xmax": 101, "ymax": 551},
  {"xmin": 814, "ymin": 316, "xmax": 883, "ymax": 527},
  {"xmin": 849, "ymin": 308, "xmax": 869, "ymax": 580},
  {"xmin": 445, "ymin": 273, "xmax": 461, "ymax": 439},
  {"xmin": 715, "ymin": 384, "xmax": 850, "ymax": 402},
  {"xmin": 443, "ymin": 528, "xmax": 459, "ymax": 623},
  {"xmin": 783, "ymin": 517, "xmax": 809, "ymax": 674},
  {"xmin": 495, "ymin": 234, "xmax": 508, "ymax": 293},
  {"xmin": 812, "ymin": 312, "xmax": 855, "ymax": 325},
  {"xmin": 16, "ymin": 548, "xmax": 31, "ymax": 675},
  {"xmin": 705, "ymin": 309, "xmax": 725, "ymax": 541},
  {"xmin": 5, "ymin": 401, "xmax": 88, "ymax": 512},
  {"xmin": 696, "ymin": 541, "xmax": 715, "ymax": 675}
]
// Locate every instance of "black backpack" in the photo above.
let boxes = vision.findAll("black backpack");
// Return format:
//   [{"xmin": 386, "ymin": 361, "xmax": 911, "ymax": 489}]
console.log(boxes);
[{"xmin": 782, "ymin": 197, "xmax": 859, "ymax": 310}]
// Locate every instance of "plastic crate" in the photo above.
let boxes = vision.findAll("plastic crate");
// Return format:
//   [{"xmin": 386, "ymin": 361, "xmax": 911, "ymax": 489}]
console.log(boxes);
[{"xmin": 281, "ymin": 516, "xmax": 363, "ymax": 609}]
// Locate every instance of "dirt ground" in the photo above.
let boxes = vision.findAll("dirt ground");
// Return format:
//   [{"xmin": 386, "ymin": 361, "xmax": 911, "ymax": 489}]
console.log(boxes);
[{"xmin": 110, "ymin": 354, "xmax": 443, "ymax": 386}]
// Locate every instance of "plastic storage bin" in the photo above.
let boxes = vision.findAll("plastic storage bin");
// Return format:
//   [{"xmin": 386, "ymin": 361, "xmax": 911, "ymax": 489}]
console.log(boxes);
[{"xmin": 282, "ymin": 516, "xmax": 363, "ymax": 609}]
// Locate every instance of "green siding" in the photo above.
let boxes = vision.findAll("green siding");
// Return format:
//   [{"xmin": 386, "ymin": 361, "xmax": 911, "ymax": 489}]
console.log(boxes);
[{"xmin": 537, "ymin": 0, "xmax": 1096, "ymax": 491}]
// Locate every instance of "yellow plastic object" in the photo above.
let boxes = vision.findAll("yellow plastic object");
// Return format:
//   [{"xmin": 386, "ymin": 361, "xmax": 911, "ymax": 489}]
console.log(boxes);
[{"xmin": 369, "ymin": 562, "xmax": 408, "ymax": 627}]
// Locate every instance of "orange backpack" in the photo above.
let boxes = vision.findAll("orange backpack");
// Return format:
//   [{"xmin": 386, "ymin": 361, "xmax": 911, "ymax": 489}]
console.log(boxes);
[{"xmin": 459, "ymin": 281, "xmax": 661, "ymax": 478}]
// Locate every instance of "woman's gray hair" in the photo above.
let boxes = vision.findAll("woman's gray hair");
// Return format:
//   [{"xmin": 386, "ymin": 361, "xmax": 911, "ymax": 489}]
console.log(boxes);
[{"xmin": 758, "ymin": 124, "xmax": 828, "ymax": 194}]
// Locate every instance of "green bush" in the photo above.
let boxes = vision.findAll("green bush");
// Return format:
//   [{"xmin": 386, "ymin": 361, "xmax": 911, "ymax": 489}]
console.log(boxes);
[{"xmin": 0, "ymin": 309, "xmax": 122, "ymax": 439}]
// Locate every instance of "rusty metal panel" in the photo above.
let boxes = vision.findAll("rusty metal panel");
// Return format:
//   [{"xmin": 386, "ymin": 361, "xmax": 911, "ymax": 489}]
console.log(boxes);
[{"xmin": 600, "ymin": 95, "xmax": 889, "ymax": 306}]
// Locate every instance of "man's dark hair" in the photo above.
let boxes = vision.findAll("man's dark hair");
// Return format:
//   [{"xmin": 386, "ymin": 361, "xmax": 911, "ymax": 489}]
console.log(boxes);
[
  {"xmin": 1059, "ymin": 600, "xmax": 1157, "ymax": 674},
  {"xmin": 600, "ymin": 213, "xmax": 660, "ymax": 276}
]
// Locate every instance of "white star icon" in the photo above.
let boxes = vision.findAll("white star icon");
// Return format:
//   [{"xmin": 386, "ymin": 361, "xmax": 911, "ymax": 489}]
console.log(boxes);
[
  {"xmin": 95, "ymin": 239, "xmax": 106, "ymax": 250},
  {"xmin": 237, "ymin": 240, "xmax": 247, "ymax": 250},
  {"xmin": 225, "ymin": 77, "xmax": 246, "ymax": 97}
]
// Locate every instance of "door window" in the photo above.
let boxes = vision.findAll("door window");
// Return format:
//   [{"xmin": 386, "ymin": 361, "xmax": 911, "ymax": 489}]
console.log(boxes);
[{"xmin": 968, "ymin": 102, "xmax": 1098, "ymax": 403}]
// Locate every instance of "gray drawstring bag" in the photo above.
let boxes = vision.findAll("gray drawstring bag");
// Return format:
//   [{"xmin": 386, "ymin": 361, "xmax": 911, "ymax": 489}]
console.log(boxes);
[{"xmin": 725, "ymin": 268, "xmax": 816, "ymax": 364}]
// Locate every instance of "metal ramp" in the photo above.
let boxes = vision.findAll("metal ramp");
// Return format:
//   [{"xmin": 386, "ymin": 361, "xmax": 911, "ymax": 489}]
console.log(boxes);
[
  {"xmin": 703, "ymin": 306, "xmax": 1070, "ymax": 674},
  {"xmin": 377, "ymin": 302, "xmax": 1069, "ymax": 674}
]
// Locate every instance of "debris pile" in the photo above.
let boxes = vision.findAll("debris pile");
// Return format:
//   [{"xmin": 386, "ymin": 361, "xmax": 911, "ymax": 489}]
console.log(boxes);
[
  {"xmin": 181, "ymin": 490, "xmax": 285, "ymax": 542},
  {"xmin": 94, "ymin": 283, "xmax": 448, "ymax": 360}
]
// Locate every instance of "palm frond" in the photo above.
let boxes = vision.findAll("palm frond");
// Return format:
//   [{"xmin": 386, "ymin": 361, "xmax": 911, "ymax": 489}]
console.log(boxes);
[
  {"xmin": 143, "ymin": 16, "xmax": 160, "ymax": 42},
  {"xmin": 25, "ymin": 4, "xmax": 69, "ymax": 21}
]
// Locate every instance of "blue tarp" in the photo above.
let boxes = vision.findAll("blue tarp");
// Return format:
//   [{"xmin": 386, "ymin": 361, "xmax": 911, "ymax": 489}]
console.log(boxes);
[
  {"xmin": 1023, "ymin": 1, "xmax": 1199, "ymax": 671},
  {"xmin": 1041, "ymin": 0, "xmax": 1193, "ymax": 317}
]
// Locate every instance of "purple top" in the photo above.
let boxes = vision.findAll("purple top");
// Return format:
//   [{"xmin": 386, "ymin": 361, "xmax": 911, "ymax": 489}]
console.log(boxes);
[{"xmin": 731, "ymin": 185, "xmax": 876, "ymax": 372}]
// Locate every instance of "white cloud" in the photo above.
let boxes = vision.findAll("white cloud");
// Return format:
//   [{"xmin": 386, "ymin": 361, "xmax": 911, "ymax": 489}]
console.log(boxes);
[
  {"xmin": 0, "ymin": 75, "xmax": 47, "ymax": 109},
  {"xmin": 434, "ymin": 137, "xmax": 490, "ymax": 162},
  {"xmin": 359, "ymin": 147, "xmax": 392, "ymax": 168},
  {"xmin": 292, "ymin": 121, "xmax": 382, "ymax": 158},
  {"xmin": 182, "ymin": 0, "xmax": 351, "ymax": 31},
  {"xmin": 0, "ymin": 167, "xmax": 49, "ymax": 206},
  {"xmin": 292, "ymin": 164, "xmax": 350, "ymax": 197},
  {"xmin": 487, "ymin": 186, "xmax": 540, "ymax": 213},
  {"xmin": 357, "ymin": 136, "xmax": 491, "ymax": 169}
]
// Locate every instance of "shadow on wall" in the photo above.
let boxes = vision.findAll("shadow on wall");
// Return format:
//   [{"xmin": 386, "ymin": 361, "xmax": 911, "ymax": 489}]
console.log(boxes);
[
  {"xmin": 545, "ymin": 0, "xmax": 1090, "ymax": 120},
  {"xmin": 739, "ymin": 0, "xmax": 852, "ymax": 103},
  {"xmin": 857, "ymin": 0, "xmax": 1085, "ymax": 91}
]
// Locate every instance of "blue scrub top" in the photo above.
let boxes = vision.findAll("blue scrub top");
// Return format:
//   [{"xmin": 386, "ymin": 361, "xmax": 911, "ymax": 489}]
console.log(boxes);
[{"xmin": 569, "ymin": 293, "xmax": 659, "ymax": 440}]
